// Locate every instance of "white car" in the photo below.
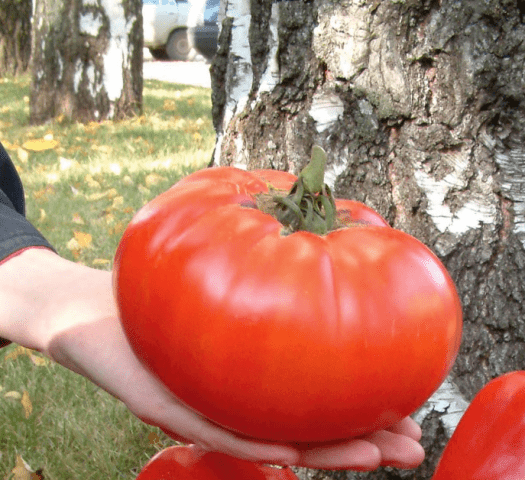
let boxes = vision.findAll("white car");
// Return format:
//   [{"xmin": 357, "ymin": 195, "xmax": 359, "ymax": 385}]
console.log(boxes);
[{"xmin": 143, "ymin": 0, "xmax": 220, "ymax": 61}]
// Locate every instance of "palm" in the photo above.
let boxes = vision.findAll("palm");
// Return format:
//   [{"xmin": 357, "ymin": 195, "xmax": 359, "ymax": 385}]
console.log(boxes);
[{"xmin": 44, "ymin": 266, "xmax": 424, "ymax": 470}]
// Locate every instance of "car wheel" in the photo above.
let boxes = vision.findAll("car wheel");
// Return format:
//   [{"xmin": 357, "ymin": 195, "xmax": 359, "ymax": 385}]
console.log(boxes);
[
  {"xmin": 148, "ymin": 47, "xmax": 168, "ymax": 60},
  {"xmin": 166, "ymin": 29, "xmax": 196, "ymax": 61}
]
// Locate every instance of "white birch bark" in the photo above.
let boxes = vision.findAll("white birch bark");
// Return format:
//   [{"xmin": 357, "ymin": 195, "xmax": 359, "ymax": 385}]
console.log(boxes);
[
  {"xmin": 30, "ymin": 0, "xmax": 142, "ymax": 124},
  {"xmin": 212, "ymin": 1, "xmax": 525, "ymax": 478}
]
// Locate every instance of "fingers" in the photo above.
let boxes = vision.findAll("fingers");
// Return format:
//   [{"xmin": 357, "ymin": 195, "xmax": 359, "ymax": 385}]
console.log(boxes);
[
  {"xmin": 156, "ymin": 408, "xmax": 299, "ymax": 466},
  {"xmin": 291, "ymin": 417, "xmax": 424, "ymax": 471},
  {"xmin": 362, "ymin": 430, "xmax": 425, "ymax": 469},
  {"xmin": 295, "ymin": 440, "xmax": 381, "ymax": 471},
  {"xmin": 157, "ymin": 410, "xmax": 425, "ymax": 471},
  {"xmin": 194, "ymin": 430, "xmax": 299, "ymax": 467},
  {"xmin": 386, "ymin": 416, "xmax": 422, "ymax": 441}
]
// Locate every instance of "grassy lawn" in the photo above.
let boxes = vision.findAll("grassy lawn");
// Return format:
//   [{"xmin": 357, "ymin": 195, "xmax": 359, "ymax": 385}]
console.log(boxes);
[{"xmin": 0, "ymin": 74, "xmax": 215, "ymax": 479}]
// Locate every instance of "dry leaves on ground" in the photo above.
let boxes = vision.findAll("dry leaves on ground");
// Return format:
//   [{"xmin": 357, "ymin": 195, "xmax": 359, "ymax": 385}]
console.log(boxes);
[{"xmin": 5, "ymin": 455, "xmax": 44, "ymax": 480}]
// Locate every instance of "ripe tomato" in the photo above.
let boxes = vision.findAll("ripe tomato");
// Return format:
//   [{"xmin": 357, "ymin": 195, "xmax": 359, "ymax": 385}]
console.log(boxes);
[
  {"xmin": 136, "ymin": 445, "xmax": 299, "ymax": 480},
  {"xmin": 114, "ymin": 166, "xmax": 462, "ymax": 442},
  {"xmin": 432, "ymin": 371, "xmax": 525, "ymax": 480}
]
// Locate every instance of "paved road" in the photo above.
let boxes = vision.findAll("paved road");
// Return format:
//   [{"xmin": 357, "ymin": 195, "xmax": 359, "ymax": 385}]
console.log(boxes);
[{"xmin": 143, "ymin": 55, "xmax": 212, "ymax": 88}]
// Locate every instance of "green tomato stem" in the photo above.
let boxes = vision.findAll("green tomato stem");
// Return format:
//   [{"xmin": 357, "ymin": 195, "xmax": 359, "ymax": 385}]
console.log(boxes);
[{"xmin": 274, "ymin": 146, "xmax": 336, "ymax": 235}]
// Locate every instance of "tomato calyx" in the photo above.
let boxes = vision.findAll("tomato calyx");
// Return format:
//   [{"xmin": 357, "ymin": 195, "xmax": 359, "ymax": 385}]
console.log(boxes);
[{"xmin": 273, "ymin": 146, "xmax": 337, "ymax": 235}]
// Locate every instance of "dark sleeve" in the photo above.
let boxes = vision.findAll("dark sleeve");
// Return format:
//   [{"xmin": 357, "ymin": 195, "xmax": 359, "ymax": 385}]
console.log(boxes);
[
  {"xmin": 0, "ymin": 141, "xmax": 56, "ymax": 348},
  {"xmin": 0, "ymin": 142, "xmax": 55, "ymax": 257}
]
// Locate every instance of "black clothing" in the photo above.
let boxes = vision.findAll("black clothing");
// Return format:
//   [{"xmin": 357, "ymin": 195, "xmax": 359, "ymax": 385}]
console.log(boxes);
[{"xmin": 0, "ymin": 141, "xmax": 55, "ymax": 347}]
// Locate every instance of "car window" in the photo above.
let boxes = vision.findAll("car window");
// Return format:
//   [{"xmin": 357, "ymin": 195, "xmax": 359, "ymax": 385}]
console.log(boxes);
[{"xmin": 204, "ymin": 0, "xmax": 219, "ymax": 22}]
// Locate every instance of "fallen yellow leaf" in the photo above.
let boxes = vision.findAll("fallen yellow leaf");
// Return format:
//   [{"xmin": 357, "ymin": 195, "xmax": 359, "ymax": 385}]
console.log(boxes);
[
  {"xmin": 30, "ymin": 354, "xmax": 47, "ymax": 367},
  {"xmin": 105, "ymin": 212, "xmax": 115, "ymax": 225},
  {"xmin": 90, "ymin": 144, "xmax": 113, "ymax": 154},
  {"xmin": 22, "ymin": 138, "xmax": 59, "ymax": 152},
  {"xmin": 9, "ymin": 455, "xmax": 41, "ymax": 480},
  {"xmin": 21, "ymin": 390, "xmax": 32, "ymax": 418},
  {"xmin": 85, "ymin": 174, "xmax": 101, "ymax": 189},
  {"xmin": 38, "ymin": 209, "xmax": 47, "ymax": 223},
  {"xmin": 66, "ymin": 237, "xmax": 81, "ymax": 252},
  {"xmin": 86, "ymin": 188, "xmax": 118, "ymax": 201},
  {"xmin": 4, "ymin": 391, "xmax": 22, "ymax": 399},
  {"xmin": 111, "ymin": 196, "xmax": 124, "ymax": 209},
  {"xmin": 85, "ymin": 121, "xmax": 101, "ymax": 134},
  {"xmin": 145, "ymin": 173, "xmax": 167, "ymax": 187},
  {"xmin": 1, "ymin": 140, "xmax": 18, "ymax": 150},
  {"xmin": 4, "ymin": 345, "xmax": 33, "ymax": 362},
  {"xmin": 17, "ymin": 147, "xmax": 29, "ymax": 164},
  {"xmin": 72, "ymin": 213, "xmax": 85, "ymax": 225},
  {"xmin": 109, "ymin": 222, "xmax": 126, "ymax": 236},
  {"xmin": 163, "ymin": 99, "xmax": 177, "ymax": 111},
  {"xmin": 93, "ymin": 258, "xmax": 111, "ymax": 266},
  {"xmin": 73, "ymin": 231, "xmax": 93, "ymax": 249}
]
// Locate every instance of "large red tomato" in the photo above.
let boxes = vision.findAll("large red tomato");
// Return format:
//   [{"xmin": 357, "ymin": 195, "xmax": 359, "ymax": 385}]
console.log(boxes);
[
  {"xmin": 114, "ymin": 165, "xmax": 462, "ymax": 442},
  {"xmin": 136, "ymin": 445, "xmax": 299, "ymax": 480},
  {"xmin": 432, "ymin": 371, "xmax": 525, "ymax": 480}
]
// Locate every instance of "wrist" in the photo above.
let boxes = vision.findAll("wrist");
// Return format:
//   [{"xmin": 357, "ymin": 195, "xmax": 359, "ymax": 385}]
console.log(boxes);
[
  {"xmin": 0, "ymin": 248, "xmax": 64, "ymax": 350},
  {"xmin": 0, "ymin": 248, "xmax": 115, "ymax": 353},
  {"xmin": 0, "ymin": 247, "xmax": 56, "ymax": 349}
]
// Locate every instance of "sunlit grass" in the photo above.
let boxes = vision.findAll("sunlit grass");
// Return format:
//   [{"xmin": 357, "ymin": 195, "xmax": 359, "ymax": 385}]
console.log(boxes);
[
  {"xmin": 0, "ymin": 74, "xmax": 214, "ymax": 266},
  {"xmin": 0, "ymin": 74, "xmax": 214, "ymax": 478}
]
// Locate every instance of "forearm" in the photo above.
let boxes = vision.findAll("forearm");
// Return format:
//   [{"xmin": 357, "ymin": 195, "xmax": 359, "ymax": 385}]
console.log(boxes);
[{"xmin": 0, "ymin": 248, "xmax": 115, "ymax": 354}]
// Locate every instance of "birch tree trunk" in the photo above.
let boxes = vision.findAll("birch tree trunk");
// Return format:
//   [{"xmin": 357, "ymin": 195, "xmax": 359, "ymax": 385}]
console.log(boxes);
[
  {"xmin": 0, "ymin": 0, "xmax": 32, "ymax": 77},
  {"xmin": 211, "ymin": 0, "xmax": 525, "ymax": 478},
  {"xmin": 30, "ymin": 0, "xmax": 142, "ymax": 124}
]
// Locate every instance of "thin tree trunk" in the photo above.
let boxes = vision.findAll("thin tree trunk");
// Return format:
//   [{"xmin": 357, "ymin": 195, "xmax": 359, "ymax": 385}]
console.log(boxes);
[
  {"xmin": 212, "ymin": 1, "xmax": 525, "ymax": 478},
  {"xmin": 0, "ymin": 0, "xmax": 32, "ymax": 77},
  {"xmin": 30, "ymin": 0, "xmax": 142, "ymax": 124}
]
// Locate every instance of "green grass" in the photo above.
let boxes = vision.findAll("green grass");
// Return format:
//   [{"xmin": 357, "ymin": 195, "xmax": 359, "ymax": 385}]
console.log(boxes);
[{"xmin": 0, "ymin": 74, "xmax": 215, "ymax": 478}]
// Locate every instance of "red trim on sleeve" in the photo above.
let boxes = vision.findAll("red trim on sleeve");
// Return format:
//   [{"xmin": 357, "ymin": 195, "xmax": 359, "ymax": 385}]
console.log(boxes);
[{"xmin": 0, "ymin": 246, "xmax": 54, "ymax": 267}]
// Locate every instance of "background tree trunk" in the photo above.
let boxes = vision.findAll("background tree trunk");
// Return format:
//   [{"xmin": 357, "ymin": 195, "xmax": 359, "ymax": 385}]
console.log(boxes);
[
  {"xmin": 212, "ymin": 0, "xmax": 525, "ymax": 478},
  {"xmin": 0, "ymin": 0, "xmax": 32, "ymax": 77},
  {"xmin": 30, "ymin": 0, "xmax": 142, "ymax": 124}
]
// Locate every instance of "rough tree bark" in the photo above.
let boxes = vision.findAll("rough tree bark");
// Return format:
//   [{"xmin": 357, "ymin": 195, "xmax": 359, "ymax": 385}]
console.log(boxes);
[
  {"xmin": 211, "ymin": 0, "xmax": 525, "ymax": 478},
  {"xmin": 30, "ymin": 0, "xmax": 142, "ymax": 124},
  {"xmin": 0, "ymin": 0, "xmax": 32, "ymax": 77}
]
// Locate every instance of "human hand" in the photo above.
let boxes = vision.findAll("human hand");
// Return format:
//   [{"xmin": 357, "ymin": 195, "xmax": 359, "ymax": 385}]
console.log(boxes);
[
  {"xmin": 49, "ymin": 309, "xmax": 425, "ymax": 470},
  {"xmin": 0, "ymin": 248, "xmax": 424, "ymax": 470}
]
